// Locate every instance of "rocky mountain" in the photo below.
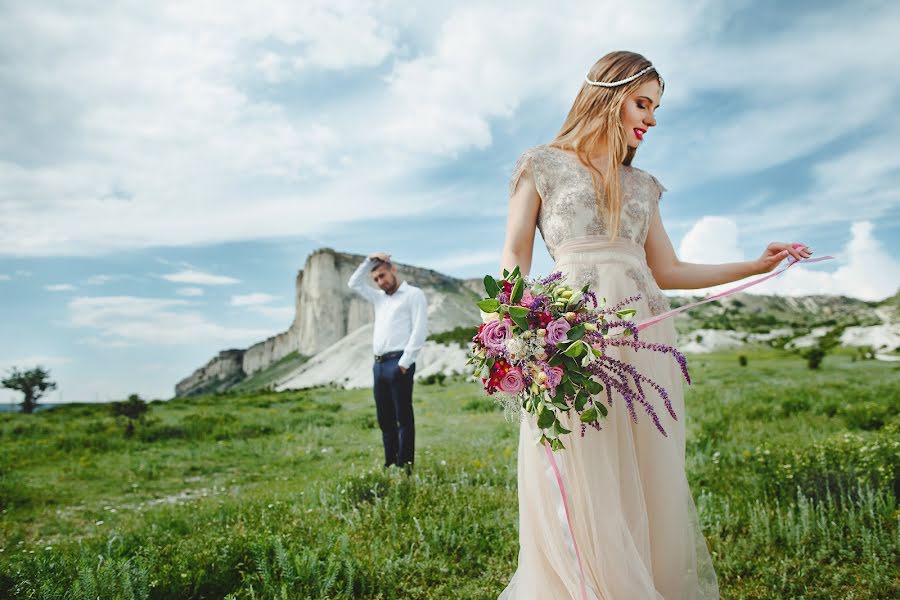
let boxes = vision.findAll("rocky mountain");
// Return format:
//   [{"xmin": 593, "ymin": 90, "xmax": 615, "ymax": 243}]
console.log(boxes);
[{"xmin": 175, "ymin": 251, "xmax": 899, "ymax": 396}]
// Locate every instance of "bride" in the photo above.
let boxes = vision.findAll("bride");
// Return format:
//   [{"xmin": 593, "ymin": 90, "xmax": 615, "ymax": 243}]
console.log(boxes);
[{"xmin": 498, "ymin": 51, "xmax": 812, "ymax": 599}]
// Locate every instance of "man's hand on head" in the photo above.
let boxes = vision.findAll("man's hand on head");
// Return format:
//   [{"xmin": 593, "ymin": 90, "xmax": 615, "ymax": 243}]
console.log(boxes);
[
  {"xmin": 398, "ymin": 366, "xmax": 407, "ymax": 375},
  {"xmin": 368, "ymin": 252, "xmax": 391, "ymax": 263}
]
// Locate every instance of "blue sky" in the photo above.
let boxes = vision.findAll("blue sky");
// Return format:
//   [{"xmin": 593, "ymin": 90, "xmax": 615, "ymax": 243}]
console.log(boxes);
[{"xmin": 1, "ymin": 0, "xmax": 899, "ymax": 403}]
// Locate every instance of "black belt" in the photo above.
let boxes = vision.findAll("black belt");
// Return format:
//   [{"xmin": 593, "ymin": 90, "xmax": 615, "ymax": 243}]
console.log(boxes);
[{"xmin": 374, "ymin": 350, "xmax": 404, "ymax": 362}]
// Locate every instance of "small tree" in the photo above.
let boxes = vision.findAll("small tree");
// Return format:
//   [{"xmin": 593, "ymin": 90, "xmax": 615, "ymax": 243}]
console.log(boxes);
[
  {"xmin": 738, "ymin": 355, "xmax": 748, "ymax": 367},
  {"xmin": 110, "ymin": 393, "xmax": 149, "ymax": 437},
  {"xmin": 1, "ymin": 367, "xmax": 57, "ymax": 414},
  {"xmin": 803, "ymin": 346, "xmax": 826, "ymax": 370}
]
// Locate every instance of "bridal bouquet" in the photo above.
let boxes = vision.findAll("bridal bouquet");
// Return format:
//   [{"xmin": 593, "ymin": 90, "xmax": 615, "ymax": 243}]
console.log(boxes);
[{"xmin": 467, "ymin": 266, "xmax": 690, "ymax": 450}]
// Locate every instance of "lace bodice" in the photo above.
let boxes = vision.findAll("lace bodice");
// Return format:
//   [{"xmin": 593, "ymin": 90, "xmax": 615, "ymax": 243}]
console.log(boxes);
[
  {"xmin": 509, "ymin": 144, "xmax": 672, "ymax": 316},
  {"xmin": 509, "ymin": 144, "xmax": 666, "ymax": 261}
]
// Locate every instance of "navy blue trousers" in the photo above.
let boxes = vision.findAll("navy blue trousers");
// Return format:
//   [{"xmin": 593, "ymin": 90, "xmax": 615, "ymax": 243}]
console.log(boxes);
[{"xmin": 372, "ymin": 357, "xmax": 416, "ymax": 468}]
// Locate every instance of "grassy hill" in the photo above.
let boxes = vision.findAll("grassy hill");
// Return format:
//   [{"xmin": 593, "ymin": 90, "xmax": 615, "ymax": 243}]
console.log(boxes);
[{"xmin": 0, "ymin": 350, "xmax": 897, "ymax": 599}]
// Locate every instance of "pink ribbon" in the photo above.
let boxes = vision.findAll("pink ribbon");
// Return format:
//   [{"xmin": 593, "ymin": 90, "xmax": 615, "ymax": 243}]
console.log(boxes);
[
  {"xmin": 544, "ymin": 441, "xmax": 590, "ymax": 600},
  {"xmin": 635, "ymin": 254, "xmax": 834, "ymax": 331}
]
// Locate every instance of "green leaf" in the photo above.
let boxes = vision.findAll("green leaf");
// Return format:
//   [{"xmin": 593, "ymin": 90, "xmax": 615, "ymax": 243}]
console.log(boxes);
[
  {"xmin": 508, "ymin": 306, "xmax": 529, "ymax": 318},
  {"xmin": 616, "ymin": 309, "xmax": 637, "ymax": 319},
  {"xmin": 585, "ymin": 379, "xmax": 603, "ymax": 395},
  {"xmin": 548, "ymin": 353, "xmax": 565, "ymax": 367},
  {"xmin": 510, "ymin": 278, "xmax": 524, "ymax": 305},
  {"xmin": 580, "ymin": 406, "xmax": 599, "ymax": 423},
  {"xmin": 596, "ymin": 402, "xmax": 609, "ymax": 418},
  {"xmin": 483, "ymin": 275, "xmax": 500, "ymax": 298},
  {"xmin": 511, "ymin": 314, "xmax": 530, "ymax": 332},
  {"xmin": 478, "ymin": 299, "xmax": 500, "ymax": 313},
  {"xmin": 574, "ymin": 391, "xmax": 588, "ymax": 411},
  {"xmin": 550, "ymin": 396, "xmax": 570, "ymax": 411},
  {"xmin": 566, "ymin": 292, "xmax": 583, "ymax": 308},
  {"xmin": 563, "ymin": 380, "xmax": 576, "ymax": 397},
  {"xmin": 552, "ymin": 419, "xmax": 572, "ymax": 436},
  {"xmin": 502, "ymin": 268, "xmax": 510, "ymax": 279},
  {"xmin": 537, "ymin": 407, "xmax": 555, "ymax": 429},
  {"xmin": 551, "ymin": 385, "xmax": 566, "ymax": 404},
  {"xmin": 562, "ymin": 355, "xmax": 581, "ymax": 373},
  {"xmin": 550, "ymin": 437, "xmax": 566, "ymax": 451},
  {"xmin": 567, "ymin": 323, "xmax": 586, "ymax": 341},
  {"xmin": 563, "ymin": 341, "xmax": 585, "ymax": 358},
  {"xmin": 509, "ymin": 265, "xmax": 521, "ymax": 280}
]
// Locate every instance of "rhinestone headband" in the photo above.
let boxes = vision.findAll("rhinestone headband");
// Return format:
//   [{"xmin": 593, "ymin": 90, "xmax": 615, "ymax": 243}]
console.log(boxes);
[{"xmin": 584, "ymin": 65, "xmax": 657, "ymax": 88}]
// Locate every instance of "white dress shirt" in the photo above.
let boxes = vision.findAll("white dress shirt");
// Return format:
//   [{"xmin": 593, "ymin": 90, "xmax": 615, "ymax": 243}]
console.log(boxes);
[{"xmin": 348, "ymin": 258, "xmax": 429, "ymax": 369}]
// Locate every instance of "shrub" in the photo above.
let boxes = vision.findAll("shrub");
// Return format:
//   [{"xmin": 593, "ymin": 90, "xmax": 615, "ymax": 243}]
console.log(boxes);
[{"xmin": 803, "ymin": 346, "xmax": 826, "ymax": 369}]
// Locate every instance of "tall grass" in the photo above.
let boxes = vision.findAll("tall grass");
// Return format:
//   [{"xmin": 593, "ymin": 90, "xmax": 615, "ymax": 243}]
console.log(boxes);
[{"xmin": 0, "ymin": 351, "xmax": 896, "ymax": 599}]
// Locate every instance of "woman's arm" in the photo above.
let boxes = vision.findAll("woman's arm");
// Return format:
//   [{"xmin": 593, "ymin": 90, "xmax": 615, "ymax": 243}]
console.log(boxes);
[
  {"xmin": 644, "ymin": 210, "xmax": 812, "ymax": 290},
  {"xmin": 500, "ymin": 170, "xmax": 541, "ymax": 277}
]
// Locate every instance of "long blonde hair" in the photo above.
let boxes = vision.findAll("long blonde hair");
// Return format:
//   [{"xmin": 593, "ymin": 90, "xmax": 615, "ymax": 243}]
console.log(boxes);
[{"xmin": 551, "ymin": 51, "xmax": 663, "ymax": 237}]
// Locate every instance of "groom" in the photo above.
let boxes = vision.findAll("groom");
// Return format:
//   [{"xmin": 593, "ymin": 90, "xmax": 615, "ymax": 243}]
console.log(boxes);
[{"xmin": 348, "ymin": 252, "xmax": 428, "ymax": 472}]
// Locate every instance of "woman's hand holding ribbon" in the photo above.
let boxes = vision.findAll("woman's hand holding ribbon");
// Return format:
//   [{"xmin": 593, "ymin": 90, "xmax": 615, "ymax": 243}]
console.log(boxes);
[{"xmin": 755, "ymin": 242, "xmax": 813, "ymax": 274}]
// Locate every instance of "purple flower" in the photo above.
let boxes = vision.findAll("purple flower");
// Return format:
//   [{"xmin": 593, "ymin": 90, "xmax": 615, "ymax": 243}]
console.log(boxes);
[
  {"xmin": 479, "ymin": 318, "xmax": 512, "ymax": 353},
  {"xmin": 545, "ymin": 318, "xmax": 571, "ymax": 345},
  {"xmin": 540, "ymin": 272, "xmax": 564, "ymax": 285}
]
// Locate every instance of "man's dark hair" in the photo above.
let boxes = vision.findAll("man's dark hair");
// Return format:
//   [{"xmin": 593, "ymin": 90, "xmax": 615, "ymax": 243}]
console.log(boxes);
[{"xmin": 371, "ymin": 258, "xmax": 392, "ymax": 272}]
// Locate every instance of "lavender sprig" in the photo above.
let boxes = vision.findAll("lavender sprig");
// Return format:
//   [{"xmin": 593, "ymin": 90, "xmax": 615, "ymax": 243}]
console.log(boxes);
[
  {"xmin": 539, "ymin": 271, "xmax": 564, "ymax": 285},
  {"xmin": 598, "ymin": 294, "xmax": 643, "ymax": 315}
]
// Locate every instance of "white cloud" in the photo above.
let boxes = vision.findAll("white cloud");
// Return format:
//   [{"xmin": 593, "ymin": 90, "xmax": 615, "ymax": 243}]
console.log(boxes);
[
  {"xmin": 230, "ymin": 292, "xmax": 276, "ymax": 306},
  {"xmin": 672, "ymin": 220, "xmax": 899, "ymax": 301},
  {"xmin": 758, "ymin": 221, "xmax": 900, "ymax": 301},
  {"xmin": 678, "ymin": 217, "xmax": 744, "ymax": 264},
  {"xmin": 45, "ymin": 283, "xmax": 77, "ymax": 292},
  {"xmin": 0, "ymin": 1, "xmax": 897, "ymax": 258},
  {"xmin": 429, "ymin": 250, "xmax": 500, "ymax": 272},
  {"xmin": 230, "ymin": 292, "xmax": 293, "ymax": 320},
  {"xmin": 68, "ymin": 296, "xmax": 272, "ymax": 345},
  {"xmin": 86, "ymin": 275, "xmax": 114, "ymax": 285},
  {"xmin": 161, "ymin": 270, "xmax": 239, "ymax": 285},
  {"xmin": 737, "ymin": 133, "xmax": 900, "ymax": 236},
  {"xmin": 0, "ymin": 274, "xmax": 9, "ymax": 281},
  {"xmin": 176, "ymin": 287, "xmax": 204, "ymax": 297},
  {"xmin": 249, "ymin": 305, "xmax": 295, "ymax": 320},
  {"xmin": 85, "ymin": 274, "xmax": 142, "ymax": 286}
]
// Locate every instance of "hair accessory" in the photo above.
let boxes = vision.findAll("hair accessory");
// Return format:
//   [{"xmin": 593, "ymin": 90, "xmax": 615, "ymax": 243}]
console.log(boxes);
[{"xmin": 585, "ymin": 65, "xmax": 658, "ymax": 88}]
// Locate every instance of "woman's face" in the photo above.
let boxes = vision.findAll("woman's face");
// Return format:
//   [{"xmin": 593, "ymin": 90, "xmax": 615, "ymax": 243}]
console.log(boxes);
[{"xmin": 620, "ymin": 79, "xmax": 661, "ymax": 149}]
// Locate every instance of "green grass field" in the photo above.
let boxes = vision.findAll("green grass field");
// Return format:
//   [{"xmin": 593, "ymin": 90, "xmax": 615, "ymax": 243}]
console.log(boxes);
[{"xmin": 1, "ymin": 350, "xmax": 897, "ymax": 599}]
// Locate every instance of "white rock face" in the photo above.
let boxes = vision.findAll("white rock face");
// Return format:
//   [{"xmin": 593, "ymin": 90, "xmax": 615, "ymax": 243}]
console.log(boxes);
[
  {"xmin": 678, "ymin": 329, "xmax": 747, "ymax": 354},
  {"xmin": 785, "ymin": 326, "xmax": 832, "ymax": 349},
  {"xmin": 840, "ymin": 323, "xmax": 900, "ymax": 352},
  {"xmin": 276, "ymin": 324, "xmax": 470, "ymax": 390}
]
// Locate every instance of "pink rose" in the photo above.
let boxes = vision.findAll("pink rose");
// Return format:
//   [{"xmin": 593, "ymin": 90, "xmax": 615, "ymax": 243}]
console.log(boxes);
[
  {"xmin": 545, "ymin": 318, "xmax": 571, "ymax": 345},
  {"xmin": 545, "ymin": 366, "xmax": 564, "ymax": 389},
  {"xmin": 499, "ymin": 367, "xmax": 525, "ymax": 394},
  {"xmin": 520, "ymin": 290, "xmax": 535, "ymax": 307},
  {"xmin": 479, "ymin": 318, "xmax": 511, "ymax": 353}
]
